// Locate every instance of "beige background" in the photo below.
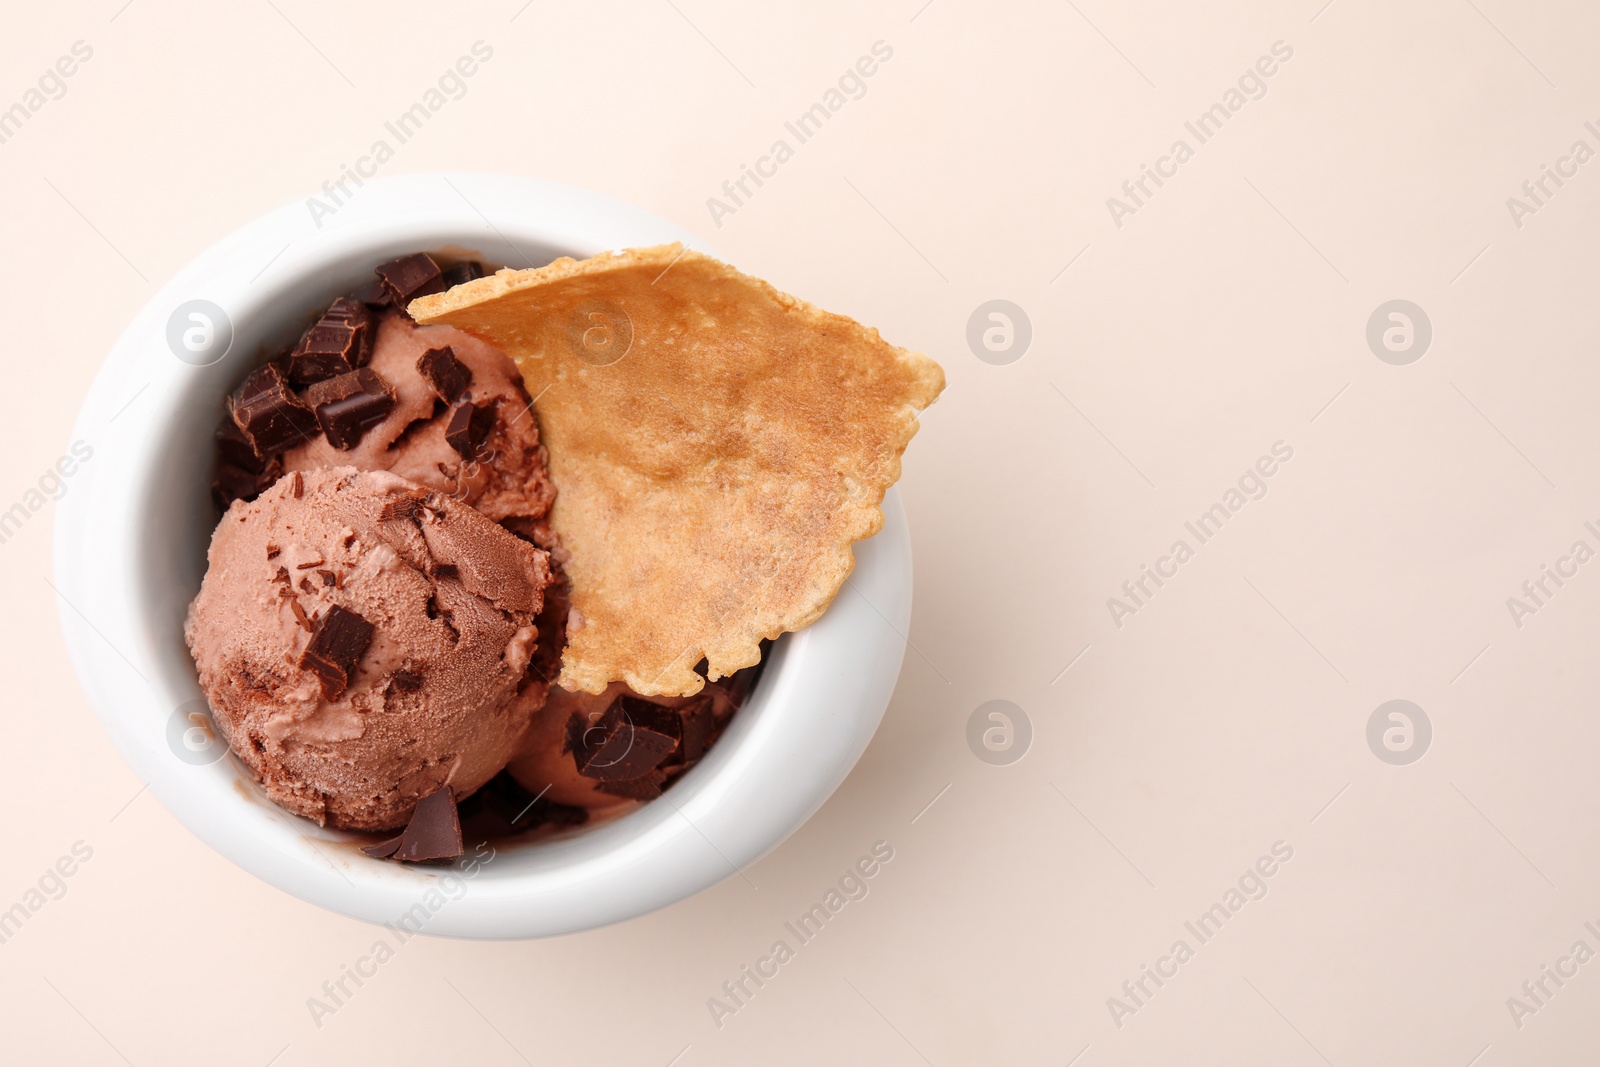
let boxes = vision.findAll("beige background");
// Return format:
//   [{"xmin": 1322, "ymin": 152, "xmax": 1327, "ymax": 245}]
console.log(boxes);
[{"xmin": 3, "ymin": 0, "xmax": 1598, "ymax": 1062}]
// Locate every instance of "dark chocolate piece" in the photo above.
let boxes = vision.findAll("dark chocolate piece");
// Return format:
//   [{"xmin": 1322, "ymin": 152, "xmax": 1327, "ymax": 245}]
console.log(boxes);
[
  {"xmin": 374, "ymin": 253, "xmax": 445, "ymax": 313},
  {"xmin": 678, "ymin": 695, "xmax": 716, "ymax": 767},
  {"xmin": 569, "ymin": 697, "xmax": 680, "ymax": 782},
  {"xmin": 444, "ymin": 401, "xmax": 495, "ymax": 460},
  {"xmin": 228, "ymin": 363, "xmax": 319, "ymax": 456},
  {"xmin": 352, "ymin": 278, "xmax": 392, "ymax": 309},
  {"xmin": 595, "ymin": 770, "xmax": 668, "ymax": 800},
  {"xmin": 456, "ymin": 771, "xmax": 589, "ymax": 842},
  {"xmin": 361, "ymin": 834, "xmax": 403, "ymax": 859},
  {"xmin": 304, "ymin": 368, "xmax": 396, "ymax": 450},
  {"xmin": 390, "ymin": 787, "xmax": 463, "ymax": 863},
  {"xmin": 390, "ymin": 670, "xmax": 423, "ymax": 693},
  {"xmin": 289, "ymin": 326, "xmax": 358, "ymax": 386},
  {"xmin": 440, "ymin": 261, "xmax": 485, "ymax": 287},
  {"xmin": 299, "ymin": 604, "xmax": 375, "ymax": 700},
  {"xmin": 216, "ymin": 416, "xmax": 265, "ymax": 472},
  {"xmin": 417, "ymin": 346, "xmax": 472, "ymax": 404},
  {"xmin": 212, "ymin": 461, "xmax": 278, "ymax": 510},
  {"xmin": 323, "ymin": 297, "xmax": 376, "ymax": 364},
  {"xmin": 290, "ymin": 297, "xmax": 377, "ymax": 385}
]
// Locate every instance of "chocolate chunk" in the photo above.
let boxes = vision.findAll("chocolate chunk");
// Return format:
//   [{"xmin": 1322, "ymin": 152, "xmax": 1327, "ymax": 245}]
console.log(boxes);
[
  {"xmin": 212, "ymin": 461, "xmax": 279, "ymax": 510},
  {"xmin": 390, "ymin": 787, "xmax": 463, "ymax": 863},
  {"xmin": 322, "ymin": 297, "xmax": 376, "ymax": 364},
  {"xmin": 304, "ymin": 368, "xmax": 396, "ymax": 450},
  {"xmin": 317, "ymin": 569, "xmax": 336, "ymax": 586},
  {"xmin": 595, "ymin": 770, "xmax": 669, "ymax": 800},
  {"xmin": 417, "ymin": 346, "xmax": 473, "ymax": 404},
  {"xmin": 440, "ymin": 260, "xmax": 485, "ymax": 288},
  {"xmin": 361, "ymin": 834, "xmax": 403, "ymax": 859},
  {"xmin": 569, "ymin": 697, "xmax": 680, "ymax": 782},
  {"xmin": 374, "ymin": 253, "xmax": 445, "ymax": 313},
  {"xmin": 299, "ymin": 604, "xmax": 375, "ymax": 701},
  {"xmin": 712, "ymin": 656, "xmax": 767, "ymax": 711},
  {"xmin": 352, "ymin": 278, "xmax": 392, "ymax": 309},
  {"xmin": 444, "ymin": 401, "xmax": 496, "ymax": 460},
  {"xmin": 289, "ymin": 325, "xmax": 358, "ymax": 386},
  {"xmin": 391, "ymin": 670, "xmax": 423, "ymax": 693},
  {"xmin": 290, "ymin": 298, "xmax": 378, "ymax": 386},
  {"xmin": 216, "ymin": 416, "xmax": 265, "ymax": 472},
  {"xmin": 228, "ymin": 363, "xmax": 319, "ymax": 456},
  {"xmin": 456, "ymin": 771, "xmax": 589, "ymax": 842},
  {"xmin": 678, "ymin": 695, "xmax": 716, "ymax": 767}
]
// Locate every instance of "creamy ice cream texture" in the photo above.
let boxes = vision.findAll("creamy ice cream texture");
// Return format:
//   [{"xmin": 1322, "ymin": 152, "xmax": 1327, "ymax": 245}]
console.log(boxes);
[
  {"xmin": 280, "ymin": 312, "xmax": 555, "ymax": 534},
  {"xmin": 185, "ymin": 467, "xmax": 551, "ymax": 831}
]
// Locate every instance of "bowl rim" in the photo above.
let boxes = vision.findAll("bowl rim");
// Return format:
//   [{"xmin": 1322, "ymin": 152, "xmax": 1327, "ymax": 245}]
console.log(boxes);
[{"xmin": 53, "ymin": 172, "xmax": 912, "ymax": 939}]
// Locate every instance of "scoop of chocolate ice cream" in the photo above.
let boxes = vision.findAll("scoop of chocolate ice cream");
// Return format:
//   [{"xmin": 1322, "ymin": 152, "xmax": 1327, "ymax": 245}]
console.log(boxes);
[
  {"xmin": 280, "ymin": 310, "xmax": 556, "ymax": 534},
  {"xmin": 185, "ymin": 467, "xmax": 552, "ymax": 831}
]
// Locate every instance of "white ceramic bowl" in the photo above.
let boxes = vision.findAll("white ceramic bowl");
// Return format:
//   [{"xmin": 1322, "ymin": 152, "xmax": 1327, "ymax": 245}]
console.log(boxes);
[{"xmin": 54, "ymin": 172, "xmax": 912, "ymax": 938}]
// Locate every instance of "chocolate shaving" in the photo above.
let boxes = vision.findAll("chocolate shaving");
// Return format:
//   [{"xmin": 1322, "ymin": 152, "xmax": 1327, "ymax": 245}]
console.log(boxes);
[
  {"xmin": 228, "ymin": 363, "xmax": 319, "ymax": 456},
  {"xmin": 271, "ymin": 566, "xmax": 291, "ymax": 584},
  {"xmin": 304, "ymin": 368, "xmax": 396, "ymax": 450},
  {"xmin": 266, "ymin": 544, "xmax": 280, "ymax": 559},
  {"xmin": 287, "ymin": 598, "xmax": 312, "ymax": 632},
  {"xmin": 389, "ymin": 787, "xmax": 463, "ymax": 863},
  {"xmin": 299, "ymin": 576, "xmax": 315, "ymax": 594},
  {"xmin": 299, "ymin": 604, "xmax": 375, "ymax": 701},
  {"xmin": 375, "ymin": 253, "xmax": 445, "ymax": 314},
  {"xmin": 295, "ymin": 558, "xmax": 325, "ymax": 569},
  {"xmin": 417, "ymin": 346, "xmax": 473, "ymax": 404},
  {"xmin": 289, "ymin": 471, "xmax": 303, "ymax": 498},
  {"xmin": 379, "ymin": 487, "xmax": 433, "ymax": 523},
  {"xmin": 317, "ymin": 569, "xmax": 336, "ymax": 586},
  {"xmin": 444, "ymin": 401, "xmax": 495, "ymax": 460}
]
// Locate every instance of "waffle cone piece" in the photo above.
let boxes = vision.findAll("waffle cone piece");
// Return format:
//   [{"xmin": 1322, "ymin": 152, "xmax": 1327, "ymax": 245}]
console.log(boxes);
[{"xmin": 410, "ymin": 244, "xmax": 943, "ymax": 697}]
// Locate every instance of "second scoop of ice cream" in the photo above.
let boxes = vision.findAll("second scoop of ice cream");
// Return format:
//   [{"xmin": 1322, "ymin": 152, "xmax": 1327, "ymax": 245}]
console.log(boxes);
[{"xmin": 185, "ymin": 467, "xmax": 552, "ymax": 831}]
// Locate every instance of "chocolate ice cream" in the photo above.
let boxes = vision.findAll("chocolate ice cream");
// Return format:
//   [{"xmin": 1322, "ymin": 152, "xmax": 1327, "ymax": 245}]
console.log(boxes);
[
  {"xmin": 185, "ymin": 467, "xmax": 552, "ymax": 831},
  {"xmin": 214, "ymin": 255, "xmax": 556, "ymax": 549}
]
